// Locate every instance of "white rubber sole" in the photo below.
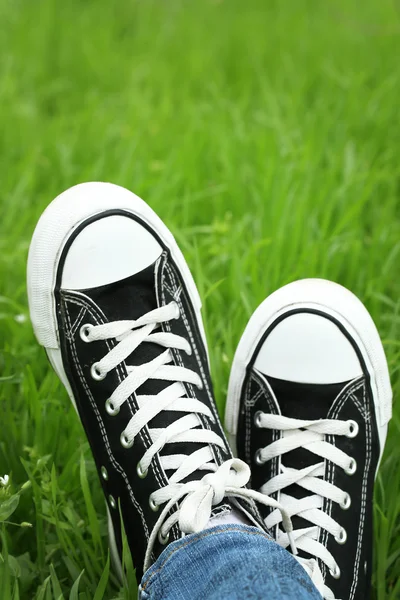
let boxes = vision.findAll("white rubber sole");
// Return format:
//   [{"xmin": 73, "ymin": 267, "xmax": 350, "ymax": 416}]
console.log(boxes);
[
  {"xmin": 27, "ymin": 181, "xmax": 209, "ymax": 577},
  {"xmin": 225, "ymin": 278, "xmax": 392, "ymax": 463}
]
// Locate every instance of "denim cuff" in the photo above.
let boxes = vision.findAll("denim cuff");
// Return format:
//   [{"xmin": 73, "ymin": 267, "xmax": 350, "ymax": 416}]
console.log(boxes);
[{"xmin": 139, "ymin": 524, "xmax": 274, "ymax": 597}]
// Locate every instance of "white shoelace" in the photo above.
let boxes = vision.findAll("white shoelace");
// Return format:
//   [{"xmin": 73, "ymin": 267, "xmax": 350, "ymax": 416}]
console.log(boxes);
[
  {"xmin": 256, "ymin": 412, "xmax": 359, "ymax": 600},
  {"xmin": 82, "ymin": 302, "xmax": 297, "ymax": 572}
]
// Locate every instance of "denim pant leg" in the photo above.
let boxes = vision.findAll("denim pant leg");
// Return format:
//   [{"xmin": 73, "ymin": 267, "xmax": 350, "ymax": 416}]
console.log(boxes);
[{"xmin": 139, "ymin": 524, "xmax": 322, "ymax": 600}]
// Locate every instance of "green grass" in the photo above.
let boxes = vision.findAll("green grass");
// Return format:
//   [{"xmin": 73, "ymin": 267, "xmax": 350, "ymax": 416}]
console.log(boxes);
[{"xmin": 0, "ymin": 0, "xmax": 399, "ymax": 597}]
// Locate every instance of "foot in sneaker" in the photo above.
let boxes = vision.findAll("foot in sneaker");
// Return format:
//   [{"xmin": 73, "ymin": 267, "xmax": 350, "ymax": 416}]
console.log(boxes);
[
  {"xmin": 225, "ymin": 279, "xmax": 392, "ymax": 600},
  {"xmin": 27, "ymin": 182, "xmax": 294, "ymax": 581}
]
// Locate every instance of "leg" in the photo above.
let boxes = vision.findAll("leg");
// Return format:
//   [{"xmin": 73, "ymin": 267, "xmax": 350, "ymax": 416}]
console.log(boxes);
[{"xmin": 140, "ymin": 524, "xmax": 321, "ymax": 600}]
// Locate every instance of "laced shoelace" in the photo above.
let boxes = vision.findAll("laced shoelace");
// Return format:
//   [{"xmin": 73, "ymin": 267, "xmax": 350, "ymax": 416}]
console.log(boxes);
[
  {"xmin": 81, "ymin": 301, "xmax": 297, "ymax": 572},
  {"xmin": 255, "ymin": 412, "xmax": 359, "ymax": 600}
]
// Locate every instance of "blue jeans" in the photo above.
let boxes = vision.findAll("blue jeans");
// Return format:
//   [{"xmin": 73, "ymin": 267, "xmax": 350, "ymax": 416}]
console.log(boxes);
[{"xmin": 139, "ymin": 524, "xmax": 321, "ymax": 599}]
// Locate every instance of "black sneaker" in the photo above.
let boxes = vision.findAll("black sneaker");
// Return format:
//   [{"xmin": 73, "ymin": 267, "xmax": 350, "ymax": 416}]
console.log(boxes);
[
  {"xmin": 225, "ymin": 279, "xmax": 392, "ymax": 600},
  {"xmin": 27, "ymin": 182, "xmax": 282, "ymax": 581}
]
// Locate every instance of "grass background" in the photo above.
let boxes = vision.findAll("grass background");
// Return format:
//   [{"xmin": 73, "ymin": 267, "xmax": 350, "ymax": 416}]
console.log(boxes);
[{"xmin": 0, "ymin": 0, "xmax": 399, "ymax": 597}]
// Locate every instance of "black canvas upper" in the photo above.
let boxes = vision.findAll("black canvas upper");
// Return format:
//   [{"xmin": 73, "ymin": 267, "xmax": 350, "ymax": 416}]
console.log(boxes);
[
  {"xmin": 54, "ymin": 212, "xmax": 263, "ymax": 580},
  {"xmin": 236, "ymin": 312, "xmax": 381, "ymax": 600}
]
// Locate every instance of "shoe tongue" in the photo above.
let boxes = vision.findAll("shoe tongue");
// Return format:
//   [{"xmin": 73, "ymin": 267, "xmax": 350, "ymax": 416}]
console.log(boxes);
[
  {"xmin": 82, "ymin": 262, "xmax": 208, "ymax": 483},
  {"xmin": 83, "ymin": 262, "xmax": 165, "ymax": 396},
  {"xmin": 266, "ymin": 376, "xmax": 346, "ymax": 421},
  {"xmin": 266, "ymin": 376, "xmax": 349, "ymax": 549},
  {"xmin": 84, "ymin": 262, "xmax": 157, "ymax": 321}
]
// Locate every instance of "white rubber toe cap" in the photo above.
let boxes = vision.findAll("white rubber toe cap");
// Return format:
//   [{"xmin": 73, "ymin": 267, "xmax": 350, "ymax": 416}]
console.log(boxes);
[
  {"xmin": 28, "ymin": 182, "xmax": 203, "ymax": 350},
  {"xmin": 62, "ymin": 215, "xmax": 163, "ymax": 290},
  {"xmin": 255, "ymin": 312, "xmax": 363, "ymax": 384}
]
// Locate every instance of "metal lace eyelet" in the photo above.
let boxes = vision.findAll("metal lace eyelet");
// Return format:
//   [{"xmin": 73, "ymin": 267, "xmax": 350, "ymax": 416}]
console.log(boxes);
[
  {"xmin": 254, "ymin": 411, "xmax": 264, "ymax": 428},
  {"xmin": 158, "ymin": 530, "xmax": 170, "ymax": 545},
  {"xmin": 346, "ymin": 420, "xmax": 359, "ymax": 438},
  {"xmin": 80, "ymin": 324, "xmax": 92, "ymax": 343},
  {"xmin": 137, "ymin": 463, "xmax": 148, "ymax": 479},
  {"xmin": 344, "ymin": 458, "xmax": 357, "ymax": 476},
  {"xmin": 329, "ymin": 564, "xmax": 341, "ymax": 579},
  {"xmin": 334, "ymin": 528, "xmax": 347, "ymax": 545},
  {"xmin": 120, "ymin": 432, "xmax": 134, "ymax": 449},
  {"xmin": 109, "ymin": 495, "xmax": 116, "ymax": 509},
  {"xmin": 91, "ymin": 362, "xmax": 106, "ymax": 381},
  {"xmin": 101, "ymin": 466, "xmax": 108, "ymax": 481},
  {"xmin": 149, "ymin": 497, "xmax": 159, "ymax": 512},
  {"xmin": 105, "ymin": 398, "xmax": 120, "ymax": 416},
  {"xmin": 254, "ymin": 449, "xmax": 264, "ymax": 465},
  {"xmin": 340, "ymin": 493, "xmax": 351, "ymax": 510}
]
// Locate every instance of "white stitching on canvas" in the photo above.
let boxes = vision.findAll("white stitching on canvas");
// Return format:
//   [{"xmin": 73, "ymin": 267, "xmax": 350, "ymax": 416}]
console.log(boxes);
[
  {"xmin": 319, "ymin": 378, "xmax": 364, "ymax": 576},
  {"xmin": 349, "ymin": 383, "xmax": 371, "ymax": 599},
  {"xmin": 68, "ymin": 306, "xmax": 86, "ymax": 339},
  {"xmin": 62, "ymin": 295, "xmax": 150, "ymax": 542},
  {"xmin": 245, "ymin": 370, "xmax": 281, "ymax": 530},
  {"xmin": 161, "ymin": 259, "xmax": 224, "ymax": 462},
  {"xmin": 321, "ymin": 378, "xmax": 368, "ymax": 589},
  {"xmin": 349, "ymin": 392, "xmax": 370, "ymax": 422},
  {"xmin": 158, "ymin": 255, "xmax": 228, "ymax": 464},
  {"xmin": 243, "ymin": 375, "xmax": 265, "ymax": 464},
  {"xmin": 156, "ymin": 253, "xmax": 253, "ymax": 525},
  {"xmin": 63, "ymin": 291, "xmax": 167, "ymax": 500},
  {"xmin": 251, "ymin": 371, "xmax": 280, "ymax": 480},
  {"xmin": 322, "ymin": 379, "xmax": 363, "ymax": 541}
]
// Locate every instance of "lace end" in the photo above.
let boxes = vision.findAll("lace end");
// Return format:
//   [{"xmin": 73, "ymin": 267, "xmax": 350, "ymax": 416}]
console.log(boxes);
[
  {"xmin": 288, "ymin": 530, "xmax": 298, "ymax": 556},
  {"xmin": 281, "ymin": 510, "xmax": 298, "ymax": 555}
]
